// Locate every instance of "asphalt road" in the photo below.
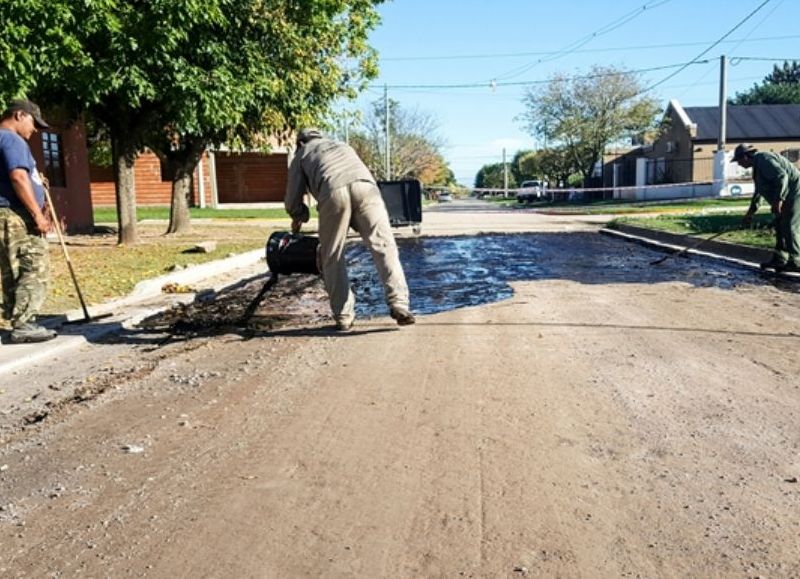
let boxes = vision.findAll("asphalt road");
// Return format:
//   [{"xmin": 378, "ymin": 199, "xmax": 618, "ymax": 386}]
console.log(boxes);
[{"xmin": 2, "ymin": 200, "xmax": 799, "ymax": 578}]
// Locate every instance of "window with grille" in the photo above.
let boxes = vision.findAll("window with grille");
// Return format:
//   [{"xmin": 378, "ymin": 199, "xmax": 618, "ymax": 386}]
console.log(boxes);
[
  {"xmin": 40, "ymin": 131, "xmax": 66, "ymax": 187},
  {"xmin": 782, "ymin": 149, "xmax": 800, "ymax": 163}
]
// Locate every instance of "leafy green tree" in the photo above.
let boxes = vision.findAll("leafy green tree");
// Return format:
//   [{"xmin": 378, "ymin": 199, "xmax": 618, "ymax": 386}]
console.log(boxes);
[
  {"xmin": 516, "ymin": 150, "xmax": 543, "ymax": 181},
  {"xmin": 510, "ymin": 149, "xmax": 535, "ymax": 184},
  {"xmin": 511, "ymin": 148, "xmax": 578, "ymax": 188},
  {"xmin": 2, "ymin": 0, "xmax": 383, "ymax": 242},
  {"xmin": 731, "ymin": 60, "xmax": 800, "ymax": 105},
  {"xmin": 519, "ymin": 65, "xmax": 659, "ymax": 183},
  {"xmin": 474, "ymin": 163, "xmax": 516, "ymax": 189},
  {"xmin": 765, "ymin": 60, "xmax": 800, "ymax": 84},
  {"xmin": 1, "ymin": 1, "xmax": 148, "ymax": 242},
  {"xmin": 538, "ymin": 147, "xmax": 581, "ymax": 187},
  {"xmin": 147, "ymin": 1, "xmax": 384, "ymax": 234}
]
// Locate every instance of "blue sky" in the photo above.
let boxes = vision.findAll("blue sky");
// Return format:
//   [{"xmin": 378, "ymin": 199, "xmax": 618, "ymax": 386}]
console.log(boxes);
[{"xmin": 352, "ymin": 0, "xmax": 800, "ymax": 186}]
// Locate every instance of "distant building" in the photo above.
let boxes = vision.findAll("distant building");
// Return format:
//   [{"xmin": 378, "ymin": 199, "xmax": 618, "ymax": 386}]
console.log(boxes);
[
  {"xmin": 646, "ymin": 100, "xmax": 800, "ymax": 184},
  {"xmin": 602, "ymin": 100, "xmax": 800, "ymax": 199},
  {"xmin": 29, "ymin": 111, "xmax": 94, "ymax": 233}
]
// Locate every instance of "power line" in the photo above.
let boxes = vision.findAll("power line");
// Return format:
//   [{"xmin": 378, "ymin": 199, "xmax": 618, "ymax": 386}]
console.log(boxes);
[
  {"xmin": 492, "ymin": 0, "xmax": 672, "ymax": 82},
  {"xmin": 378, "ymin": 35, "xmax": 800, "ymax": 62},
  {"xmin": 731, "ymin": 56, "xmax": 800, "ymax": 63},
  {"xmin": 676, "ymin": 0, "xmax": 782, "ymax": 101},
  {"xmin": 644, "ymin": 0, "xmax": 774, "ymax": 92},
  {"xmin": 371, "ymin": 60, "xmax": 710, "ymax": 90}
]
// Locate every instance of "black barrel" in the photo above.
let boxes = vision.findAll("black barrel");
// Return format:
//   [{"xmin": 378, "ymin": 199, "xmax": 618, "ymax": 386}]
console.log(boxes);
[{"xmin": 265, "ymin": 231, "xmax": 320, "ymax": 275}]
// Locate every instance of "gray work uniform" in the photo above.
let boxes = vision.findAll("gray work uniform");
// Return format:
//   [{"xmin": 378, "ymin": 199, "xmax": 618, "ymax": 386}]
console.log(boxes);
[
  {"xmin": 746, "ymin": 151, "xmax": 800, "ymax": 265},
  {"xmin": 285, "ymin": 137, "xmax": 409, "ymax": 325}
]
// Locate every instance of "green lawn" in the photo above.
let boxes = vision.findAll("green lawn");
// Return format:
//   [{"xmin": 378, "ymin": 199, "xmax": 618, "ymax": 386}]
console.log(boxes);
[
  {"xmin": 612, "ymin": 211, "xmax": 777, "ymax": 249},
  {"xmin": 44, "ymin": 222, "xmax": 271, "ymax": 314},
  {"xmin": 496, "ymin": 196, "xmax": 753, "ymax": 214},
  {"xmin": 94, "ymin": 206, "xmax": 304, "ymax": 223}
]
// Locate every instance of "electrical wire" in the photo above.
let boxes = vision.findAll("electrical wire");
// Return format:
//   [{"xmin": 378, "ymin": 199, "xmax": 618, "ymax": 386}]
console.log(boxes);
[
  {"xmin": 491, "ymin": 0, "xmax": 672, "ymax": 82},
  {"xmin": 731, "ymin": 56, "xmax": 800, "ymax": 63},
  {"xmin": 372, "ymin": 60, "xmax": 709, "ymax": 90},
  {"xmin": 643, "ymin": 0, "xmax": 774, "ymax": 92},
  {"xmin": 676, "ymin": 0, "xmax": 783, "ymax": 100},
  {"xmin": 378, "ymin": 34, "xmax": 800, "ymax": 62}
]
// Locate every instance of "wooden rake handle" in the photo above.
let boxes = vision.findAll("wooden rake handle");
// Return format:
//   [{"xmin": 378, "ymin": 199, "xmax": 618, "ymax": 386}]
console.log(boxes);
[
  {"xmin": 649, "ymin": 230, "xmax": 729, "ymax": 266},
  {"xmin": 43, "ymin": 183, "xmax": 91, "ymax": 320}
]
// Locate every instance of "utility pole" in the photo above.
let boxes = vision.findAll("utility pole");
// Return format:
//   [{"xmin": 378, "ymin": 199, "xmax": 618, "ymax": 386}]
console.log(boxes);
[
  {"xmin": 713, "ymin": 54, "xmax": 728, "ymax": 196},
  {"xmin": 503, "ymin": 148, "xmax": 508, "ymax": 197},
  {"xmin": 717, "ymin": 54, "xmax": 728, "ymax": 152},
  {"xmin": 384, "ymin": 84, "xmax": 391, "ymax": 180}
]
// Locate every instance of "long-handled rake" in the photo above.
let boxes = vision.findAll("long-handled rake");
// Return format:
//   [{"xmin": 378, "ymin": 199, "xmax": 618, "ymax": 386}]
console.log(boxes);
[
  {"xmin": 649, "ymin": 217, "xmax": 777, "ymax": 267},
  {"xmin": 238, "ymin": 273, "xmax": 279, "ymax": 325},
  {"xmin": 649, "ymin": 230, "xmax": 730, "ymax": 266},
  {"xmin": 44, "ymin": 184, "xmax": 113, "ymax": 324}
]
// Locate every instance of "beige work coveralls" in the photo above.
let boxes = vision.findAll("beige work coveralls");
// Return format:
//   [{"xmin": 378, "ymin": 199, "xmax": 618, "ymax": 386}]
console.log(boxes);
[{"xmin": 285, "ymin": 137, "xmax": 409, "ymax": 325}]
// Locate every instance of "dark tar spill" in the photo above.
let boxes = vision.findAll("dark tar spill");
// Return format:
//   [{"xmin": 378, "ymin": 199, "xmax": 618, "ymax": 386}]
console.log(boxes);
[{"xmin": 346, "ymin": 232, "xmax": 798, "ymax": 318}]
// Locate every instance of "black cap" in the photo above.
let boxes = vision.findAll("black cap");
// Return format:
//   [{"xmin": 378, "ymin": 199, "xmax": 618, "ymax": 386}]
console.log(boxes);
[
  {"xmin": 296, "ymin": 128, "xmax": 323, "ymax": 145},
  {"xmin": 731, "ymin": 143, "xmax": 756, "ymax": 163},
  {"xmin": 3, "ymin": 99, "xmax": 50, "ymax": 129}
]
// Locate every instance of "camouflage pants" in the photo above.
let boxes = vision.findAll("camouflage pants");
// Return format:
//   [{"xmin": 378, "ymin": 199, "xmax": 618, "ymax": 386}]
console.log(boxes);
[{"xmin": 0, "ymin": 208, "xmax": 50, "ymax": 327}]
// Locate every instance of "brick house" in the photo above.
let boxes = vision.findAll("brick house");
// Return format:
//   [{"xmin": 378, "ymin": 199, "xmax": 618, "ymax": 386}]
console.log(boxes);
[
  {"xmin": 89, "ymin": 148, "xmax": 289, "ymax": 207},
  {"xmin": 28, "ymin": 112, "xmax": 94, "ymax": 233}
]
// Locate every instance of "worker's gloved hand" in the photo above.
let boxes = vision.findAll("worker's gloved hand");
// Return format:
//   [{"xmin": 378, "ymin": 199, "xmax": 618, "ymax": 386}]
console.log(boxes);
[{"xmin": 291, "ymin": 204, "xmax": 309, "ymax": 234}]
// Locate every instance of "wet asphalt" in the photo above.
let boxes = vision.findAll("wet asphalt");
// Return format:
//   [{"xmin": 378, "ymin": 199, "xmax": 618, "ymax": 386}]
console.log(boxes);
[{"xmin": 346, "ymin": 232, "xmax": 799, "ymax": 318}]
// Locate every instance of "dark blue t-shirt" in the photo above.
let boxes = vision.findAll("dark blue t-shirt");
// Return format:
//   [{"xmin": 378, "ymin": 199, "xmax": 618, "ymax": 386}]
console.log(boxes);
[{"xmin": 0, "ymin": 128, "xmax": 45, "ymax": 209}]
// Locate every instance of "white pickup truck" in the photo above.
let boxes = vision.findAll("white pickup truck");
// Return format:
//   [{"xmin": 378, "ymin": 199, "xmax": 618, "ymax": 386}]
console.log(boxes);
[{"xmin": 516, "ymin": 180, "xmax": 546, "ymax": 203}]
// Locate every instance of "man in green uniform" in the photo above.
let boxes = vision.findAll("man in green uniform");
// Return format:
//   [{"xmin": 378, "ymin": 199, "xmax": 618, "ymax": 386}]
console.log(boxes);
[{"xmin": 733, "ymin": 143, "xmax": 800, "ymax": 273}]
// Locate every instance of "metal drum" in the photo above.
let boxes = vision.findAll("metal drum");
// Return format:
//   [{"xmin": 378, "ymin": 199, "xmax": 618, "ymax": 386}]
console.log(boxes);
[{"xmin": 265, "ymin": 231, "xmax": 320, "ymax": 275}]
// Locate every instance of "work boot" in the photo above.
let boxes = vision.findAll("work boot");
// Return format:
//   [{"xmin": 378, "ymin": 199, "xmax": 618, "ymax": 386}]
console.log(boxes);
[
  {"xmin": 759, "ymin": 256, "xmax": 787, "ymax": 271},
  {"xmin": 776, "ymin": 261, "xmax": 800, "ymax": 274},
  {"xmin": 9, "ymin": 322, "xmax": 57, "ymax": 344},
  {"xmin": 390, "ymin": 306, "xmax": 416, "ymax": 326},
  {"xmin": 334, "ymin": 318, "xmax": 354, "ymax": 332}
]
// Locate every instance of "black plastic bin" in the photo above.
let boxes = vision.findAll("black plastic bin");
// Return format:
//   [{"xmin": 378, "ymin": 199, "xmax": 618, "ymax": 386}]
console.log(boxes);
[{"xmin": 377, "ymin": 179, "xmax": 423, "ymax": 231}]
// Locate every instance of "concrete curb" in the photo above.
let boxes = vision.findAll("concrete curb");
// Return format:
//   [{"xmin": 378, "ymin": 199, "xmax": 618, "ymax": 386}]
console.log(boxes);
[
  {"xmin": 123, "ymin": 249, "xmax": 264, "ymax": 304},
  {"xmin": 51, "ymin": 249, "xmax": 266, "ymax": 322},
  {"xmin": 0, "ymin": 248, "xmax": 267, "ymax": 377},
  {"xmin": 603, "ymin": 223, "xmax": 773, "ymax": 268}
]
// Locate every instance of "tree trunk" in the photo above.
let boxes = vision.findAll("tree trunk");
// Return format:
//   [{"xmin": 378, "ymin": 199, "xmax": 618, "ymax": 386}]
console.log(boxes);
[
  {"xmin": 112, "ymin": 136, "xmax": 139, "ymax": 245},
  {"xmin": 165, "ymin": 143, "xmax": 204, "ymax": 235},
  {"xmin": 165, "ymin": 169, "xmax": 193, "ymax": 235}
]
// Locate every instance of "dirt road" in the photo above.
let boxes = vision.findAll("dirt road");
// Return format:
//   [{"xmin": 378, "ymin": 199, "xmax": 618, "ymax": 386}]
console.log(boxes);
[{"xmin": 2, "ymin": 201, "xmax": 800, "ymax": 578}]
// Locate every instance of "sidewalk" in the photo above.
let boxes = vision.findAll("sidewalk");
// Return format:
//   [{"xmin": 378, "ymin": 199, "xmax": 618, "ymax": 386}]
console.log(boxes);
[{"xmin": 0, "ymin": 249, "xmax": 266, "ymax": 377}]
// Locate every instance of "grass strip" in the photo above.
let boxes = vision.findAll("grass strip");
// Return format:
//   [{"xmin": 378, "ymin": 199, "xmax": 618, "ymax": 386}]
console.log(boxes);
[
  {"xmin": 611, "ymin": 211, "xmax": 776, "ymax": 249},
  {"xmin": 43, "ymin": 223, "xmax": 271, "ymax": 314}
]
